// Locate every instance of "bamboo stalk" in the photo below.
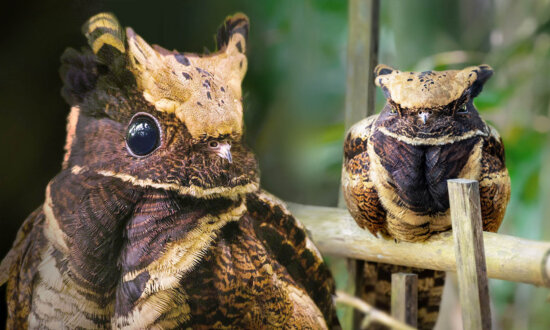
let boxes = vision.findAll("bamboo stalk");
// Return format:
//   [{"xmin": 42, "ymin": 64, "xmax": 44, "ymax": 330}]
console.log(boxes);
[
  {"xmin": 343, "ymin": 0, "xmax": 379, "ymax": 128},
  {"xmin": 341, "ymin": 1, "xmax": 380, "ymax": 328},
  {"xmin": 286, "ymin": 202, "xmax": 550, "ymax": 288},
  {"xmin": 448, "ymin": 179, "xmax": 491, "ymax": 330}
]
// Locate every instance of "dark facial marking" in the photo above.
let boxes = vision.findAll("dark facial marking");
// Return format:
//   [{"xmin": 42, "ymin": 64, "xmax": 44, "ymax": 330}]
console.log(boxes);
[
  {"xmin": 378, "ymin": 68, "xmax": 393, "ymax": 76},
  {"xmin": 175, "ymin": 54, "xmax": 190, "ymax": 66}
]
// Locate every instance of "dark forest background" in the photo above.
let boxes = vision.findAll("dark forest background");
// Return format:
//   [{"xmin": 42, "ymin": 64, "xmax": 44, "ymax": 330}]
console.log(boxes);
[{"xmin": 1, "ymin": 0, "xmax": 549, "ymax": 328}]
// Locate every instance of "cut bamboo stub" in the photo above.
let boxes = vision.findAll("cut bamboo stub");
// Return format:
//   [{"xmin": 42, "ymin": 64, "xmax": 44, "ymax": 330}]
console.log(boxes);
[
  {"xmin": 448, "ymin": 179, "xmax": 492, "ymax": 330},
  {"xmin": 391, "ymin": 273, "xmax": 418, "ymax": 327},
  {"xmin": 286, "ymin": 203, "xmax": 550, "ymax": 288}
]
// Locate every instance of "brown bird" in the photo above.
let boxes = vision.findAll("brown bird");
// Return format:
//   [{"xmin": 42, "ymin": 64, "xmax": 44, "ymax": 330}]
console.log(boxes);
[
  {"xmin": 0, "ymin": 13, "xmax": 339, "ymax": 329},
  {"xmin": 342, "ymin": 64, "xmax": 511, "ymax": 329}
]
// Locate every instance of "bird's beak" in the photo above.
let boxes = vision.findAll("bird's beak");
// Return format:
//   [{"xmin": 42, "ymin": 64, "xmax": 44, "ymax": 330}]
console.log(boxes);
[
  {"xmin": 419, "ymin": 112, "xmax": 429, "ymax": 124},
  {"xmin": 216, "ymin": 143, "xmax": 233, "ymax": 163}
]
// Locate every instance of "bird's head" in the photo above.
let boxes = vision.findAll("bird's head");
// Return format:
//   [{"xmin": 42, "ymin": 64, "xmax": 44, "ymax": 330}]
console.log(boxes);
[
  {"xmin": 373, "ymin": 64, "xmax": 493, "ymax": 143},
  {"xmin": 60, "ymin": 13, "xmax": 259, "ymax": 199}
]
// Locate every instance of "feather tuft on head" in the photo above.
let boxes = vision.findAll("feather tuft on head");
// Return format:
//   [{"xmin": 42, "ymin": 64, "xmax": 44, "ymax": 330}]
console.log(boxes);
[
  {"xmin": 374, "ymin": 64, "xmax": 494, "ymax": 109},
  {"xmin": 125, "ymin": 14, "xmax": 249, "ymax": 140}
]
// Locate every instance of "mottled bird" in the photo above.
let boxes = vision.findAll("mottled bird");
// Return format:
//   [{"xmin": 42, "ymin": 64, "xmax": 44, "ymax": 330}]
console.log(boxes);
[
  {"xmin": 0, "ymin": 13, "xmax": 339, "ymax": 329},
  {"xmin": 342, "ymin": 64, "xmax": 510, "ymax": 329}
]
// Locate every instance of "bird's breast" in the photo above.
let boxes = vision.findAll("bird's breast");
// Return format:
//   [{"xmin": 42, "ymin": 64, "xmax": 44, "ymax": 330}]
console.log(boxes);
[{"xmin": 369, "ymin": 129, "xmax": 481, "ymax": 216}]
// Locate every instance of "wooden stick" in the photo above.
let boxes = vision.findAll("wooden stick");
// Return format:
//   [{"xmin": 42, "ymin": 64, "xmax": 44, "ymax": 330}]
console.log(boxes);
[
  {"xmin": 391, "ymin": 273, "xmax": 418, "ymax": 327},
  {"xmin": 448, "ymin": 179, "xmax": 491, "ymax": 329},
  {"xmin": 335, "ymin": 291, "xmax": 415, "ymax": 330},
  {"xmin": 286, "ymin": 203, "xmax": 550, "ymax": 288}
]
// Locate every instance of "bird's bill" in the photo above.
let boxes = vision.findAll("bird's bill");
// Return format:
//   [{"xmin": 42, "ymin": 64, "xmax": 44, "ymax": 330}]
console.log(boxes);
[{"xmin": 216, "ymin": 143, "xmax": 233, "ymax": 163}]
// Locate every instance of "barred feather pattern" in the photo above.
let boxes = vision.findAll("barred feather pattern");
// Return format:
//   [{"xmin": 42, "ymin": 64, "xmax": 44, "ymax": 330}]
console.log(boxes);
[{"xmin": 1, "ymin": 12, "xmax": 339, "ymax": 329}]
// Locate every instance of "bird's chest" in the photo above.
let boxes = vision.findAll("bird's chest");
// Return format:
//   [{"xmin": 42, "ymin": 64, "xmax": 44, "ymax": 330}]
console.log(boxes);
[{"xmin": 369, "ymin": 130, "xmax": 482, "ymax": 216}]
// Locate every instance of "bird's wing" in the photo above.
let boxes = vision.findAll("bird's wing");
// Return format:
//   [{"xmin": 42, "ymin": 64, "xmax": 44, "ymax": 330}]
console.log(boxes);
[
  {"xmin": 0, "ymin": 207, "xmax": 46, "ymax": 329},
  {"xmin": 246, "ymin": 190, "xmax": 340, "ymax": 329},
  {"xmin": 478, "ymin": 124, "xmax": 511, "ymax": 232},
  {"xmin": 342, "ymin": 114, "xmax": 387, "ymax": 236},
  {"xmin": 0, "ymin": 207, "xmax": 43, "ymax": 285}
]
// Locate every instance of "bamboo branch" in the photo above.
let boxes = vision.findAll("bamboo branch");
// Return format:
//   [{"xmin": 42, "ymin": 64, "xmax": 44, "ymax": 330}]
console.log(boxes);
[
  {"xmin": 335, "ymin": 291, "xmax": 415, "ymax": 330},
  {"xmin": 287, "ymin": 203, "xmax": 550, "ymax": 288}
]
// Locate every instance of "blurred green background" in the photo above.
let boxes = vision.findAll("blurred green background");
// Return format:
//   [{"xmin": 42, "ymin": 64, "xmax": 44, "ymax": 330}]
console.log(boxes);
[{"xmin": 0, "ymin": 0, "xmax": 549, "ymax": 328}]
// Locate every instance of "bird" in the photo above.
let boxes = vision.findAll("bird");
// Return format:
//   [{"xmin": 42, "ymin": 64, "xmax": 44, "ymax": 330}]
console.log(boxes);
[
  {"xmin": 0, "ymin": 12, "xmax": 339, "ymax": 329},
  {"xmin": 342, "ymin": 64, "xmax": 511, "ymax": 329}
]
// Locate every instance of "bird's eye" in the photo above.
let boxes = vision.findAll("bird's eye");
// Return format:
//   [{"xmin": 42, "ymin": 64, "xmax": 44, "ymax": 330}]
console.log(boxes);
[
  {"xmin": 126, "ymin": 113, "xmax": 161, "ymax": 156},
  {"xmin": 389, "ymin": 107, "xmax": 398, "ymax": 115},
  {"xmin": 457, "ymin": 103, "xmax": 468, "ymax": 114},
  {"xmin": 209, "ymin": 141, "xmax": 219, "ymax": 148}
]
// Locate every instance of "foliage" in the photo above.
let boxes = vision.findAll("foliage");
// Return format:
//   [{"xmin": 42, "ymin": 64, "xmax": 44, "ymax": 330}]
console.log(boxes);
[
  {"xmin": 0, "ymin": 0, "xmax": 548, "ymax": 327},
  {"xmin": 232, "ymin": 0, "xmax": 550, "ymax": 328}
]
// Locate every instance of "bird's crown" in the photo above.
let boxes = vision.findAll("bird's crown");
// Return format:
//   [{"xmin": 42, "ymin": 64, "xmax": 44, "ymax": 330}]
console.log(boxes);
[
  {"xmin": 82, "ymin": 12, "xmax": 249, "ymax": 140},
  {"xmin": 374, "ymin": 64, "xmax": 493, "ymax": 109}
]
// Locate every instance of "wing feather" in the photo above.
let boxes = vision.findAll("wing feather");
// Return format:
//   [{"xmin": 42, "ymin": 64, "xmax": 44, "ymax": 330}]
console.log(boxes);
[
  {"xmin": 246, "ymin": 190, "xmax": 340, "ymax": 328},
  {"xmin": 479, "ymin": 124, "xmax": 511, "ymax": 232},
  {"xmin": 1, "ymin": 207, "xmax": 47, "ymax": 329},
  {"xmin": 342, "ymin": 114, "xmax": 387, "ymax": 236}
]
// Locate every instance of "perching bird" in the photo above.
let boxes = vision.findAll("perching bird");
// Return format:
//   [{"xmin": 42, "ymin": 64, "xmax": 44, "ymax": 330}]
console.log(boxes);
[
  {"xmin": 342, "ymin": 64, "xmax": 511, "ymax": 329},
  {"xmin": 0, "ymin": 13, "xmax": 339, "ymax": 329}
]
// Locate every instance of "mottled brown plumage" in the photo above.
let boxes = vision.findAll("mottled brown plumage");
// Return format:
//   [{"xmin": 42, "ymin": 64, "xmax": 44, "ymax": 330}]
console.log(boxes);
[
  {"xmin": 0, "ymin": 13, "xmax": 339, "ymax": 329},
  {"xmin": 343, "ymin": 64, "xmax": 510, "ymax": 329}
]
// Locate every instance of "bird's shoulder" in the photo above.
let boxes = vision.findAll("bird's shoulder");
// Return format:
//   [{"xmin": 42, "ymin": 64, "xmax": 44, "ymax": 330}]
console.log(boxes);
[
  {"xmin": 482, "ymin": 122, "xmax": 506, "ymax": 164},
  {"xmin": 344, "ymin": 114, "xmax": 379, "ymax": 160}
]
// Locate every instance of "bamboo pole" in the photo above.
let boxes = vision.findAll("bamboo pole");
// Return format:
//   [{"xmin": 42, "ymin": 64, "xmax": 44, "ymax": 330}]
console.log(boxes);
[
  {"xmin": 286, "ymin": 202, "xmax": 550, "ymax": 288},
  {"xmin": 448, "ymin": 179, "xmax": 492, "ymax": 330},
  {"xmin": 341, "ymin": 1, "xmax": 380, "ymax": 327},
  {"xmin": 343, "ymin": 0, "xmax": 379, "ymax": 131}
]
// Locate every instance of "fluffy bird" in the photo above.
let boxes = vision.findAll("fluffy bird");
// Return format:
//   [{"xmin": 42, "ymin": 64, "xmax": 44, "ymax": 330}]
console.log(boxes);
[
  {"xmin": 342, "ymin": 64, "xmax": 510, "ymax": 329},
  {"xmin": 0, "ymin": 13, "xmax": 339, "ymax": 329}
]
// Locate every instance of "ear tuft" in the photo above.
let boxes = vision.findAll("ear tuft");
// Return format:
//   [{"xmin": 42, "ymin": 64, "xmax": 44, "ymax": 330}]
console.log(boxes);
[
  {"xmin": 59, "ymin": 48, "xmax": 99, "ymax": 105},
  {"xmin": 82, "ymin": 12, "xmax": 126, "ymax": 65},
  {"xmin": 216, "ymin": 13, "xmax": 249, "ymax": 54},
  {"xmin": 374, "ymin": 64, "xmax": 395, "ymax": 77},
  {"xmin": 470, "ymin": 64, "xmax": 494, "ymax": 97}
]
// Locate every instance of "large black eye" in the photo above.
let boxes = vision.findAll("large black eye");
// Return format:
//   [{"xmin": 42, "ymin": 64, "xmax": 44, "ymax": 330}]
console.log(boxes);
[{"xmin": 126, "ymin": 114, "xmax": 161, "ymax": 156}]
